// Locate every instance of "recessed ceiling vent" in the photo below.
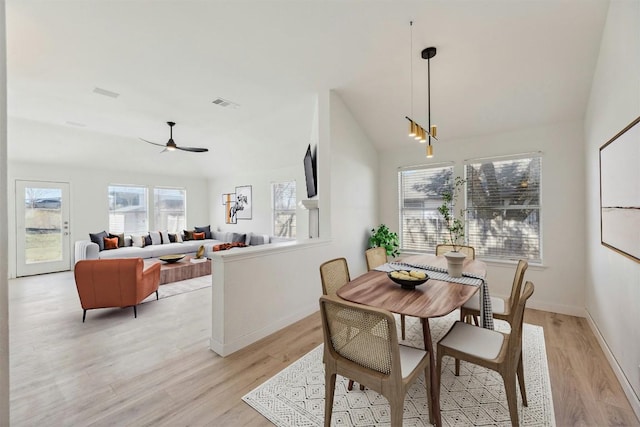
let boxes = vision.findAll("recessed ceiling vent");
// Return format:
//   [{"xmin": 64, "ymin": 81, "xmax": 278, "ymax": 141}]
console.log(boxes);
[
  {"xmin": 93, "ymin": 87, "xmax": 120, "ymax": 98},
  {"xmin": 212, "ymin": 97, "xmax": 239, "ymax": 109}
]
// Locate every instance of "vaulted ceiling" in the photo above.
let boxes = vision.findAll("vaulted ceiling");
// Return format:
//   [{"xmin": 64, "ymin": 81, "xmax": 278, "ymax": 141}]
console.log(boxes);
[{"xmin": 7, "ymin": 1, "xmax": 609, "ymax": 177}]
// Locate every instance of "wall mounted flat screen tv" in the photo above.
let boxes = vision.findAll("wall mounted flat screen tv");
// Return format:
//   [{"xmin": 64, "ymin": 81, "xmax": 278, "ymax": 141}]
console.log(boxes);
[{"xmin": 304, "ymin": 144, "xmax": 317, "ymax": 198}]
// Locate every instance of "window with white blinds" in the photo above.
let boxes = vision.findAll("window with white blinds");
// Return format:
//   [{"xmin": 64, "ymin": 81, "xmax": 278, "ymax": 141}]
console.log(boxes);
[
  {"xmin": 154, "ymin": 187, "xmax": 186, "ymax": 233},
  {"xmin": 108, "ymin": 185, "xmax": 148, "ymax": 234},
  {"xmin": 272, "ymin": 181, "xmax": 296, "ymax": 238},
  {"xmin": 465, "ymin": 155, "xmax": 542, "ymax": 263},
  {"xmin": 398, "ymin": 165, "xmax": 454, "ymax": 252}
]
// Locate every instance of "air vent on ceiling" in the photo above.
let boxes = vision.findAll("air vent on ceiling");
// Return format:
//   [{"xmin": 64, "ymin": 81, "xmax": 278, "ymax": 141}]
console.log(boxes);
[
  {"xmin": 65, "ymin": 121, "xmax": 86, "ymax": 127},
  {"xmin": 212, "ymin": 97, "xmax": 239, "ymax": 109},
  {"xmin": 93, "ymin": 87, "xmax": 120, "ymax": 98}
]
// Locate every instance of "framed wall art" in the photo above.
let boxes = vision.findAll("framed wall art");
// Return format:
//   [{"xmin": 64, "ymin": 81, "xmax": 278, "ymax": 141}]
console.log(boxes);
[
  {"xmin": 225, "ymin": 201, "xmax": 237, "ymax": 224},
  {"xmin": 599, "ymin": 116, "xmax": 640, "ymax": 262},
  {"xmin": 235, "ymin": 185, "xmax": 252, "ymax": 220}
]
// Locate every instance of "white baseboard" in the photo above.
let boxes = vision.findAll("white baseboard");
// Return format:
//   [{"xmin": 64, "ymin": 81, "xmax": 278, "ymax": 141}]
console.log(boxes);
[
  {"xmin": 527, "ymin": 300, "xmax": 586, "ymax": 318},
  {"xmin": 209, "ymin": 303, "xmax": 318, "ymax": 357},
  {"xmin": 585, "ymin": 311, "xmax": 640, "ymax": 421}
]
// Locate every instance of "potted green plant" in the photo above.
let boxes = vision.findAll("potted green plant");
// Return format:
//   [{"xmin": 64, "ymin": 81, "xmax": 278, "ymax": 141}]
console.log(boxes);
[
  {"xmin": 369, "ymin": 224, "xmax": 400, "ymax": 258},
  {"xmin": 437, "ymin": 176, "xmax": 467, "ymax": 277}
]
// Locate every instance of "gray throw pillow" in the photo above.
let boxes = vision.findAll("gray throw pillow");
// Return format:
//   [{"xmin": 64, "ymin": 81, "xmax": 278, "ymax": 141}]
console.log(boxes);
[
  {"xmin": 195, "ymin": 225, "xmax": 212, "ymax": 239},
  {"xmin": 249, "ymin": 234, "xmax": 265, "ymax": 246},
  {"xmin": 212, "ymin": 231, "xmax": 225, "ymax": 241},
  {"xmin": 231, "ymin": 232, "xmax": 246, "ymax": 243},
  {"xmin": 89, "ymin": 231, "xmax": 108, "ymax": 251}
]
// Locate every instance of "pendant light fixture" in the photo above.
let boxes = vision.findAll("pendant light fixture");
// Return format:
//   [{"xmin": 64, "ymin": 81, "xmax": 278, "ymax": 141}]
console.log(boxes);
[
  {"xmin": 404, "ymin": 22, "xmax": 438, "ymax": 158},
  {"xmin": 423, "ymin": 46, "xmax": 437, "ymax": 158}
]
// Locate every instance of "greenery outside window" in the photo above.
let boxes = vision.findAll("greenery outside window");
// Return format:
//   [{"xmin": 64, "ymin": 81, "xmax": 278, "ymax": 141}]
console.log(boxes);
[
  {"xmin": 154, "ymin": 187, "xmax": 186, "ymax": 233},
  {"xmin": 465, "ymin": 154, "xmax": 542, "ymax": 263},
  {"xmin": 273, "ymin": 181, "xmax": 296, "ymax": 238},
  {"xmin": 398, "ymin": 164, "xmax": 454, "ymax": 252},
  {"xmin": 108, "ymin": 185, "xmax": 148, "ymax": 234}
]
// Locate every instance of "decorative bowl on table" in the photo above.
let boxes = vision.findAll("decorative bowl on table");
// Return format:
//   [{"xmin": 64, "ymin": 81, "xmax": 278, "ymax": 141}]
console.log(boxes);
[
  {"xmin": 387, "ymin": 270, "xmax": 429, "ymax": 290},
  {"xmin": 158, "ymin": 254, "xmax": 185, "ymax": 264}
]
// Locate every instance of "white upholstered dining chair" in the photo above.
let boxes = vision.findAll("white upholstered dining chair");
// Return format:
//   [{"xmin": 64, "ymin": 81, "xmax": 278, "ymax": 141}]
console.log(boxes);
[
  {"xmin": 437, "ymin": 281, "xmax": 535, "ymax": 427},
  {"xmin": 460, "ymin": 259, "xmax": 528, "ymax": 326}
]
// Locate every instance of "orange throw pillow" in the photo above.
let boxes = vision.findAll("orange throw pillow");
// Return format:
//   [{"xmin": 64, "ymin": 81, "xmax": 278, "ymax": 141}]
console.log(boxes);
[
  {"xmin": 103, "ymin": 236, "xmax": 119, "ymax": 250},
  {"xmin": 193, "ymin": 232, "xmax": 205, "ymax": 240}
]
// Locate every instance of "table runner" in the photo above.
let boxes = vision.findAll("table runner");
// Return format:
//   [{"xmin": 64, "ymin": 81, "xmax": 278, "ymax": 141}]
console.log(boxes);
[{"xmin": 376, "ymin": 261, "xmax": 494, "ymax": 329}]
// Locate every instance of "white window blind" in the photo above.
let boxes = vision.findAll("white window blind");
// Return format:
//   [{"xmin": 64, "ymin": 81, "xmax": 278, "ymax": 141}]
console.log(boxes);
[
  {"xmin": 272, "ymin": 181, "xmax": 296, "ymax": 238},
  {"xmin": 154, "ymin": 187, "xmax": 186, "ymax": 233},
  {"xmin": 399, "ymin": 165, "xmax": 454, "ymax": 252},
  {"xmin": 108, "ymin": 185, "xmax": 148, "ymax": 234},
  {"xmin": 465, "ymin": 155, "xmax": 542, "ymax": 262}
]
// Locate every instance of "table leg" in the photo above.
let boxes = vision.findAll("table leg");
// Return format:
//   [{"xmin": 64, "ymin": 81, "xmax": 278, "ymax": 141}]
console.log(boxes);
[{"xmin": 421, "ymin": 317, "xmax": 441, "ymax": 427}]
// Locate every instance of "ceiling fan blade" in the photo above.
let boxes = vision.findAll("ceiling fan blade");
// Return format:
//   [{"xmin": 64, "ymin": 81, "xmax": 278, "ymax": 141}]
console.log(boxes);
[
  {"xmin": 177, "ymin": 146, "xmax": 209, "ymax": 153},
  {"xmin": 142, "ymin": 122, "xmax": 208, "ymax": 153},
  {"xmin": 140, "ymin": 138, "xmax": 167, "ymax": 148}
]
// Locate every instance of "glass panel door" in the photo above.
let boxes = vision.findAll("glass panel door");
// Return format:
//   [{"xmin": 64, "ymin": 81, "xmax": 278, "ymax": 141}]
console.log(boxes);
[{"xmin": 16, "ymin": 180, "xmax": 71, "ymax": 276}]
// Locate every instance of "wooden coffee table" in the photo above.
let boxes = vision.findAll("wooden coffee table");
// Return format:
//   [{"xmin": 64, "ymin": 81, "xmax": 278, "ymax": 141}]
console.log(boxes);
[{"xmin": 145, "ymin": 255, "xmax": 211, "ymax": 285}]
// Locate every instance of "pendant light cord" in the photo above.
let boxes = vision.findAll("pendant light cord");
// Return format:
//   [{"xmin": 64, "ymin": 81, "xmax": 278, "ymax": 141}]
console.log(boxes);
[
  {"xmin": 427, "ymin": 55, "xmax": 431, "ymax": 146},
  {"xmin": 410, "ymin": 21, "xmax": 414, "ymax": 120}
]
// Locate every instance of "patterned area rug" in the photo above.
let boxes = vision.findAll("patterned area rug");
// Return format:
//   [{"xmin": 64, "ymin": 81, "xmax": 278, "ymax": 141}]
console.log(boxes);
[{"xmin": 243, "ymin": 312, "xmax": 555, "ymax": 426}]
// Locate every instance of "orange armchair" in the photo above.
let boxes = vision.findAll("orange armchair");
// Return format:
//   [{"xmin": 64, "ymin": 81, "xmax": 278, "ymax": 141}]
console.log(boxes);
[{"xmin": 74, "ymin": 258, "xmax": 161, "ymax": 322}]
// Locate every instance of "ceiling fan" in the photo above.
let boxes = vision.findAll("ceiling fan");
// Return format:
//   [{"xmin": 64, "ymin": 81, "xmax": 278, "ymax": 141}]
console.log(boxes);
[{"xmin": 140, "ymin": 121, "xmax": 209, "ymax": 153}]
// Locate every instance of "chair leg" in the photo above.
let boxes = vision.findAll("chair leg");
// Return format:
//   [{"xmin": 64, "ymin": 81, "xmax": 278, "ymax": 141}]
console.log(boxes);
[
  {"xmin": 133, "ymin": 305, "xmax": 137, "ymax": 318},
  {"xmin": 517, "ymin": 353, "xmax": 528, "ymax": 406},
  {"xmin": 347, "ymin": 379, "xmax": 354, "ymax": 391},
  {"xmin": 401, "ymin": 314, "xmax": 406, "ymax": 340},
  {"xmin": 82, "ymin": 310, "xmax": 86, "ymax": 323},
  {"xmin": 389, "ymin": 394, "xmax": 404, "ymax": 427},
  {"xmin": 455, "ymin": 358, "xmax": 460, "ymax": 376},
  {"xmin": 155, "ymin": 290, "xmax": 159, "ymax": 300},
  {"xmin": 324, "ymin": 373, "xmax": 337, "ymax": 427},
  {"xmin": 502, "ymin": 371, "xmax": 520, "ymax": 427},
  {"xmin": 472, "ymin": 315, "xmax": 479, "ymax": 326}
]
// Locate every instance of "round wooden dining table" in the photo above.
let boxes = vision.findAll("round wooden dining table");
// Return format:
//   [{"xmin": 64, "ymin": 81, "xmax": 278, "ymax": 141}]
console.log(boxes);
[{"xmin": 336, "ymin": 254, "xmax": 487, "ymax": 427}]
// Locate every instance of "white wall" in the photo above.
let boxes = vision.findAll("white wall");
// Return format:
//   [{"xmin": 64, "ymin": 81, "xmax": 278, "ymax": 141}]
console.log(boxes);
[
  {"xmin": 210, "ymin": 240, "xmax": 331, "ymax": 356},
  {"xmin": 584, "ymin": 0, "xmax": 640, "ymax": 412},
  {"xmin": 7, "ymin": 160, "xmax": 209, "ymax": 278},
  {"xmin": 379, "ymin": 120, "xmax": 587, "ymax": 316},
  {"xmin": 209, "ymin": 90, "xmax": 380, "ymax": 355},
  {"xmin": 328, "ymin": 91, "xmax": 379, "ymax": 276},
  {"xmin": 0, "ymin": 2, "xmax": 10, "ymax": 423}
]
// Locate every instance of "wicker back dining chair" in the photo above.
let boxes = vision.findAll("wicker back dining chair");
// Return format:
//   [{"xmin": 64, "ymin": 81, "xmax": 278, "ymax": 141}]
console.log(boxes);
[
  {"xmin": 435, "ymin": 244, "xmax": 476, "ymax": 259},
  {"xmin": 364, "ymin": 246, "xmax": 410, "ymax": 341},
  {"xmin": 365, "ymin": 246, "xmax": 387, "ymax": 271},
  {"xmin": 319, "ymin": 257, "xmax": 363, "ymax": 391},
  {"xmin": 320, "ymin": 295, "xmax": 433, "ymax": 427},
  {"xmin": 437, "ymin": 281, "xmax": 535, "ymax": 427},
  {"xmin": 319, "ymin": 258, "xmax": 350, "ymax": 297},
  {"xmin": 461, "ymin": 259, "xmax": 528, "ymax": 326}
]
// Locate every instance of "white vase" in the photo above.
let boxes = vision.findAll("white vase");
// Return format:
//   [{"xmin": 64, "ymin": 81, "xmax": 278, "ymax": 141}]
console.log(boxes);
[{"xmin": 444, "ymin": 251, "xmax": 466, "ymax": 278}]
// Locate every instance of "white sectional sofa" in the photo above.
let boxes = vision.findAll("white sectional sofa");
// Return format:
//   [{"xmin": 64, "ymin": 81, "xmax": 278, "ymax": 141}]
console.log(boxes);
[{"xmin": 75, "ymin": 231, "xmax": 292, "ymax": 263}]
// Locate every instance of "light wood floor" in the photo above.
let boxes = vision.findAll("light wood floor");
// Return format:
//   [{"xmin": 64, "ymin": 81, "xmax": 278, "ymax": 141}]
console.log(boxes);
[{"xmin": 8, "ymin": 271, "xmax": 639, "ymax": 426}]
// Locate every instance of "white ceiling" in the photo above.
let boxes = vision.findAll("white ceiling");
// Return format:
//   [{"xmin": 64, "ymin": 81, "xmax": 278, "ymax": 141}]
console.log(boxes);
[{"xmin": 6, "ymin": 1, "xmax": 609, "ymax": 177}]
